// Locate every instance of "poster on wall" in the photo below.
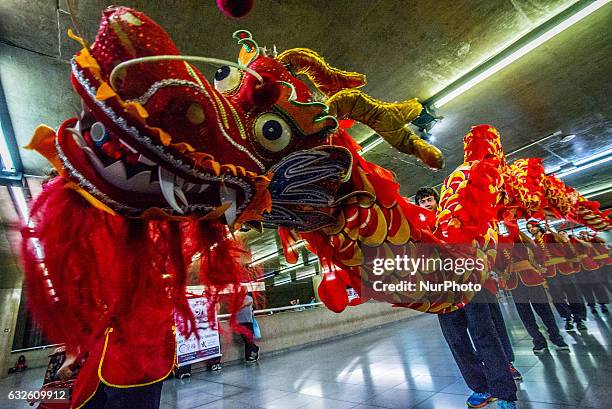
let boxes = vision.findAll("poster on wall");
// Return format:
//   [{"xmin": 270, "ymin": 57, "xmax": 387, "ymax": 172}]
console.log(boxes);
[
  {"xmin": 347, "ymin": 287, "xmax": 359, "ymax": 302},
  {"xmin": 175, "ymin": 296, "xmax": 221, "ymax": 366}
]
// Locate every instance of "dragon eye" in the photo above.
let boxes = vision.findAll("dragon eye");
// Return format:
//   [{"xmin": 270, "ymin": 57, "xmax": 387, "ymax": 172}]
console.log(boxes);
[
  {"xmin": 213, "ymin": 65, "xmax": 242, "ymax": 93},
  {"xmin": 254, "ymin": 113, "xmax": 292, "ymax": 152}
]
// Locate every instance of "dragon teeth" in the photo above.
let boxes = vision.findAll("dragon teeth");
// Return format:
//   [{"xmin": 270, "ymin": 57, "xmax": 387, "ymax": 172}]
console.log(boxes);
[
  {"xmin": 174, "ymin": 185, "xmax": 189, "ymax": 207},
  {"xmin": 126, "ymin": 170, "xmax": 153, "ymax": 187},
  {"xmin": 82, "ymin": 146, "xmax": 106, "ymax": 171},
  {"xmin": 183, "ymin": 182, "xmax": 210, "ymax": 193},
  {"xmin": 118, "ymin": 138, "xmax": 138, "ymax": 153},
  {"xmin": 66, "ymin": 128, "xmax": 87, "ymax": 147},
  {"xmin": 220, "ymin": 186, "xmax": 237, "ymax": 227},
  {"xmin": 137, "ymin": 154, "xmax": 156, "ymax": 166},
  {"xmin": 104, "ymin": 160, "xmax": 128, "ymax": 181},
  {"xmin": 158, "ymin": 167, "xmax": 184, "ymax": 214}
]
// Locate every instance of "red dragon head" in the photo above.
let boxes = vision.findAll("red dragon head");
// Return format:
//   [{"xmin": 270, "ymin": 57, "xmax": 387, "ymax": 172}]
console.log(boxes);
[{"xmin": 29, "ymin": 6, "xmax": 443, "ymax": 232}]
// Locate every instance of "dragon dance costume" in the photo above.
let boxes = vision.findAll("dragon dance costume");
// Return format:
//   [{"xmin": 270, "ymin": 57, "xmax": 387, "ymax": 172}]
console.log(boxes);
[
  {"xmin": 20, "ymin": 6, "xmax": 611, "ymax": 408},
  {"xmin": 496, "ymin": 224, "xmax": 546, "ymax": 291},
  {"xmin": 528, "ymin": 227, "xmax": 611, "ymax": 276}
]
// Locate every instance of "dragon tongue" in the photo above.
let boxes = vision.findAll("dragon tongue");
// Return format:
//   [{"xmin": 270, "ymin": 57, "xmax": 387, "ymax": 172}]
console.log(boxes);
[{"xmin": 158, "ymin": 166, "xmax": 184, "ymax": 214}]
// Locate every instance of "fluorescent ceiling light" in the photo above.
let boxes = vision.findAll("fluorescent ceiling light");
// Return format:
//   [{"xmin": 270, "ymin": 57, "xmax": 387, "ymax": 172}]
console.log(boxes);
[
  {"xmin": 257, "ymin": 254, "xmax": 320, "ymax": 281},
  {"xmin": 248, "ymin": 251, "xmax": 281, "ymax": 267},
  {"xmin": 560, "ymin": 134, "xmax": 576, "ymax": 143},
  {"xmin": 430, "ymin": 1, "xmax": 609, "ymax": 108},
  {"xmin": 32, "ymin": 239, "xmax": 45, "ymax": 260},
  {"xmin": 0, "ymin": 124, "xmax": 16, "ymax": 172},
  {"xmin": 296, "ymin": 272, "xmax": 316, "ymax": 280},
  {"xmin": 278, "ymin": 263, "xmax": 305, "ymax": 274},
  {"xmin": 360, "ymin": 1, "xmax": 609, "ymax": 155},
  {"xmin": 258, "ymin": 272, "xmax": 276, "ymax": 281},
  {"xmin": 580, "ymin": 181, "xmax": 612, "ymax": 196},
  {"xmin": 273, "ymin": 277, "xmax": 291, "ymax": 286},
  {"xmin": 555, "ymin": 155, "xmax": 612, "ymax": 178},
  {"xmin": 574, "ymin": 147, "xmax": 612, "ymax": 166},
  {"xmin": 249, "ymin": 240, "xmax": 306, "ymax": 267},
  {"xmin": 360, "ymin": 137, "xmax": 384, "ymax": 154},
  {"xmin": 581, "ymin": 182, "xmax": 612, "ymax": 201},
  {"xmin": 584, "ymin": 187, "xmax": 612, "ymax": 199},
  {"xmin": 296, "ymin": 265, "xmax": 316, "ymax": 278}
]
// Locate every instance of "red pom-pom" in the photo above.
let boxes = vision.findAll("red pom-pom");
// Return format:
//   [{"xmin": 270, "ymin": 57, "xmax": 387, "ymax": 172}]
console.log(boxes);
[
  {"xmin": 216, "ymin": 0, "xmax": 254, "ymax": 18},
  {"xmin": 243, "ymin": 72, "xmax": 281, "ymax": 108},
  {"xmin": 318, "ymin": 273, "xmax": 349, "ymax": 313}
]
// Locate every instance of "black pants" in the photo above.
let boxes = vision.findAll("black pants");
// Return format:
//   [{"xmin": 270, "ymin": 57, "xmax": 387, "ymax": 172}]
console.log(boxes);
[
  {"xmin": 574, "ymin": 269, "xmax": 610, "ymax": 305},
  {"xmin": 485, "ymin": 292, "xmax": 514, "ymax": 362},
  {"xmin": 547, "ymin": 274, "xmax": 586, "ymax": 321},
  {"xmin": 438, "ymin": 291, "xmax": 517, "ymax": 402},
  {"xmin": 238, "ymin": 322, "xmax": 259, "ymax": 360},
  {"xmin": 83, "ymin": 381, "xmax": 163, "ymax": 409},
  {"xmin": 174, "ymin": 364, "xmax": 191, "ymax": 377},
  {"xmin": 512, "ymin": 283, "xmax": 563, "ymax": 345}
]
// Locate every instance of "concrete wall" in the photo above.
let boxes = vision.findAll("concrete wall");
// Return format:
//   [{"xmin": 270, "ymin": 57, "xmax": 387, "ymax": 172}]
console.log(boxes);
[
  {"xmin": 0, "ymin": 219, "xmax": 24, "ymax": 379},
  {"xmin": 194, "ymin": 301, "xmax": 420, "ymax": 370},
  {"xmin": 0, "ymin": 288, "xmax": 22, "ymax": 376}
]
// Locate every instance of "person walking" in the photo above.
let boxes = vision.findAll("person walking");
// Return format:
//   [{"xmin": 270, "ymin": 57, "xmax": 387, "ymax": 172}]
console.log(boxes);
[{"xmin": 236, "ymin": 292, "xmax": 260, "ymax": 362}]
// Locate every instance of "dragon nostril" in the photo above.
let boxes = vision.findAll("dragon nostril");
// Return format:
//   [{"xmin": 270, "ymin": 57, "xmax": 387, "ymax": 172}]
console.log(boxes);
[{"xmin": 187, "ymin": 103, "xmax": 205, "ymax": 125}]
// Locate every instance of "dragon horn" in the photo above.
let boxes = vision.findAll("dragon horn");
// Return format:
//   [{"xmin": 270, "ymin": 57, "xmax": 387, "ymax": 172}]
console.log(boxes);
[
  {"xmin": 276, "ymin": 48, "xmax": 367, "ymax": 96},
  {"xmin": 326, "ymin": 89, "xmax": 444, "ymax": 169}
]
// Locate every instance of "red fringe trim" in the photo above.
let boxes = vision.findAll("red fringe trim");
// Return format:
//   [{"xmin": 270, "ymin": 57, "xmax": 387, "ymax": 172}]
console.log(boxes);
[{"xmin": 21, "ymin": 177, "xmax": 255, "ymax": 350}]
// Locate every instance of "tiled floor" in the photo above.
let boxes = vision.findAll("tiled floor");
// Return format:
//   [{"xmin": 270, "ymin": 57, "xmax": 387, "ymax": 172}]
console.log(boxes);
[{"xmin": 1, "ymin": 301, "xmax": 610, "ymax": 408}]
